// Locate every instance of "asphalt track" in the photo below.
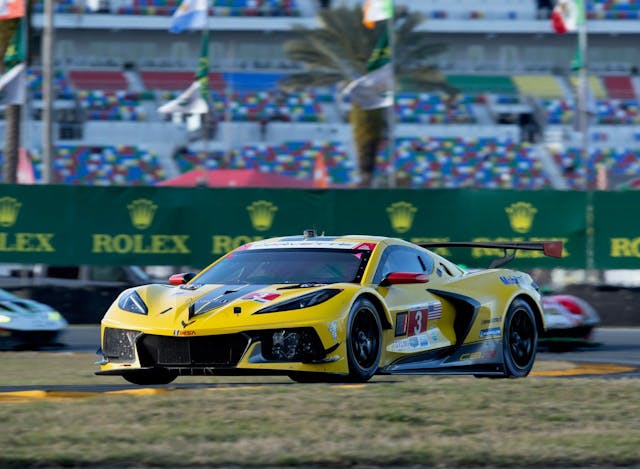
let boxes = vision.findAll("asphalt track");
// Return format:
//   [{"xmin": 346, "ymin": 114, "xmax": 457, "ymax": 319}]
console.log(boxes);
[{"xmin": 0, "ymin": 326, "xmax": 638, "ymax": 399}]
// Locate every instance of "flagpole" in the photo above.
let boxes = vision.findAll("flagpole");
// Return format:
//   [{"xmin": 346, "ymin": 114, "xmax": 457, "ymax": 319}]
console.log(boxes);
[
  {"xmin": 42, "ymin": 0, "xmax": 54, "ymax": 183},
  {"xmin": 386, "ymin": 17, "xmax": 396, "ymax": 189}
]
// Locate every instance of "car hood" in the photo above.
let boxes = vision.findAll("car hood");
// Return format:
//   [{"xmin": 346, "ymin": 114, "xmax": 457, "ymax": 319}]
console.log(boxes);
[{"xmin": 106, "ymin": 282, "xmax": 341, "ymax": 332}]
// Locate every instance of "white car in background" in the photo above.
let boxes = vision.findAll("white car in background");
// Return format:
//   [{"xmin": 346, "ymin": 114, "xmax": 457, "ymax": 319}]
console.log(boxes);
[
  {"xmin": 540, "ymin": 294, "xmax": 600, "ymax": 348},
  {"xmin": 0, "ymin": 289, "xmax": 68, "ymax": 350}
]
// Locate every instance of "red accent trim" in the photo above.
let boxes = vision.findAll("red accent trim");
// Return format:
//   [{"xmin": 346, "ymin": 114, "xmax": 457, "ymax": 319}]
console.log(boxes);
[
  {"xmin": 543, "ymin": 241, "xmax": 563, "ymax": 258},
  {"xmin": 385, "ymin": 272, "xmax": 430, "ymax": 285},
  {"xmin": 169, "ymin": 274, "xmax": 187, "ymax": 285}
]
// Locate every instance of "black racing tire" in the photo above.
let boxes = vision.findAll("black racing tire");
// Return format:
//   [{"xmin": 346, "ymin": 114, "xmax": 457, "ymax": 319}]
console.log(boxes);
[
  {"xmin": 122, "ymin": 368, "xmax": 178, "ymax": 385},
  {"xmin": 502, "ymin": 298, "xmax": 538, "ymax": 378},
  {"xmin": 345, "ymin": 297, "xmax": 382, "ymax": 382}
]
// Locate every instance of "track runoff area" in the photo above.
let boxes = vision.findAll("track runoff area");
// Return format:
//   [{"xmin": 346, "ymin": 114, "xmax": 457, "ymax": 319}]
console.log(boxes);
[{"xmin": 0, "ymin": 327, "xmax": 638, "ymax": 401}]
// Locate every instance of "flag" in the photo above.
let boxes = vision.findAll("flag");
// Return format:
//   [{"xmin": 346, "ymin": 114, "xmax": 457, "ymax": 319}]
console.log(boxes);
[
  {"xmin": 0, "ymin": 0, "xmax": 25, "ymax": 19},
  {"xmin": 0, "ymin": 63, "xmax": 25, "ymax": 105},
  {"xmin": 158, "ymin": 80, "xmax": 208, "ymax": 115},
  {"xmin": 158, "ymin": 31, "xmax": 209, "ymax": 115},
  {"xmin": 313, "ymin": 154, "xmax": 329, "ymax": 188},
  {"xmin": 4, "ymin": 20, "xmax": 24, "ymax": 70},
  {"xmin": 551, "ymin": 0, "xmax": 583, "ymax": 34},
  {"xmin": 342, "ymin": 28, "xmax": 393, "ymax": 110},
  {"xmin": 196, "ymin": 30, "xmax": 209, "ymax": 101},
  {"xmin": 362, "ymin": 0, "xmax": 393, "ymax": 29},
  {"xmin": 17, "ymin": 147, "xmax": 34, "ymax": 184},
  {"xmin": 169, "ymin": 0, "xmax": 208, "ymax": 34}
]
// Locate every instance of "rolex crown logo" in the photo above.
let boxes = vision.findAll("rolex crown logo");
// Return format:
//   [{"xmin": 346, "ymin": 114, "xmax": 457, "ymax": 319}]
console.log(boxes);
[
  {"xmin": 505, "ymin": 202, "xmax": 537, "ymax": 234},
  {"xmin": 247, "ymin": 200, "xmax": 278, "ymax": 232},
  {"xmin": 128, "ymin": 199, "xmax": 157, "ymax": 230},
  {"xmin": 387, "ymin": 202, "xmax": 417, "ymax": 234},
  {"xmin": 0, "ymin": 197, "xmax": 21, "ymax": 228}
]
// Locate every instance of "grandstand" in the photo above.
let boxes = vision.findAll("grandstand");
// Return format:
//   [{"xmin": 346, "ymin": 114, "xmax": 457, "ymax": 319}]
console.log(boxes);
[{"xmin": 2, "ymin": 0, "xmax": 640, "ymax": 189}]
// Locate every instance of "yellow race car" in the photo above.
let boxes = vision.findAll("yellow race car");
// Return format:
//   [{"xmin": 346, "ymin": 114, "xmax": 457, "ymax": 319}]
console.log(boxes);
[{"xmin": 96, "ymin": 231, "xmax": 562, "ymax": 385}]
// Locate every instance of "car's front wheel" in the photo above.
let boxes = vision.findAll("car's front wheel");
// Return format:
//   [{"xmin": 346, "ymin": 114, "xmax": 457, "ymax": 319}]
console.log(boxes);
[
  {"xmin": 503, "ymin": 298, "xmax": 538, "ymax": 378},
  {"xmin": 345, "ymin": 297, "xmax": 382, "ymax": 382},
  {"xmin": 122, "ymin": 368, "xmax": 178, "ymax": 385}
]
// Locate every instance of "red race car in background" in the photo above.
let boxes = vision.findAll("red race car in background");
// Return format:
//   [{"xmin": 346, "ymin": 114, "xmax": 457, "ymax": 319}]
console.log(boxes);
[{"xmin": 540, "ymin": 294, "xmax": 600, "ymax": 348}]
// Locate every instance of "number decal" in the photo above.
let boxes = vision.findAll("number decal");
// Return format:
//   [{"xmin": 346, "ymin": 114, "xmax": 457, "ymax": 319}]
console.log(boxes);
[{"xmin": 407, "ymin": 309, "xmax": 427, "ymax": 337}]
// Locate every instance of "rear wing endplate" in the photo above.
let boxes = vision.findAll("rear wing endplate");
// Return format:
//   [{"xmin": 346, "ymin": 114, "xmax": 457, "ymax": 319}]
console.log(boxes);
[{"xmin": 417, "ymin": 241, "xmax": 563, "ymax": 269}]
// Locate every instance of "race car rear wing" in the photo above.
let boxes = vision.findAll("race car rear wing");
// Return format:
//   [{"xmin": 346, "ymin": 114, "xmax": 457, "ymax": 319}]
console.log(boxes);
[{"xmin": 417, "ymin": 241, "xmax": 563, "ymax": 269}]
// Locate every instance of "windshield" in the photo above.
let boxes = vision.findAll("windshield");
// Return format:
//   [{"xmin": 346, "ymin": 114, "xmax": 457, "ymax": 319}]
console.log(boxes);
[{"xmin": 195, "ymin": 248, "xmax": 372, "ymax": 285}]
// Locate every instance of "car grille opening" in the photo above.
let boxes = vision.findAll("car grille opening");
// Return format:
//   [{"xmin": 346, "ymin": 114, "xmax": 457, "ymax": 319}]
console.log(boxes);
[
  {"xmin": 103, "ymin": 327, "xmax": 139, "ymax": 362},
  {"xmin": 137, "ymin": 334, "xmax": 250, "ymax": 367}
]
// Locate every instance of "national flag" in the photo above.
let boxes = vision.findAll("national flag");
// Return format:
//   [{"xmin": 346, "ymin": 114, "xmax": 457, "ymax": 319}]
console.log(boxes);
[
  {"xmin": 158, "ymin": 80, "xmax": 208, "ymax": 115},
  {"xmin": 362, "ymin": 0, "xmax": 393, "ymax": 29},
  {"xmin": 169, "ymin": 0, "xmax": 208, "ymax": 34},
  {"xmin": 0, "ymin": 63, "xmax": 25, "ymax": 105},
  {"xmin": 0, "ymin": 0, "xmax": 25, "ymax": 20},
  {"xmin": 196, "ymin": 30, "xmax": 209, "ymax": 101},
  {"xmin": 17, "ymin": 147, "xmax": 35, "ymax": 184},
  {"xmin": 158, "ymin": 30, "xmax": 210, "ymax": 115},
  {"xmin": 4, "ymin": 20, "xmax": 24, "ymax": 70},
  {"xmin": 551, "ymin": 0, "xmax": 583, "ymax": 34},
  {"xmin": 342, "ymin": 28, "xmax": 393, "ymax": 110}
]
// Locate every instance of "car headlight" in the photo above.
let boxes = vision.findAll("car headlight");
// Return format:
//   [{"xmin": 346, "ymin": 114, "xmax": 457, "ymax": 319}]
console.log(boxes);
[
  {"xmin": 117, "ymin": 290, "xmax": 148, "ymax": 315},
  {"xmin": 0, "ymin": 314, "xmax": 11, "ymax": 323},
  {"xmin": 254, "ymin": 289, "xmax": 342, "ymax": 314},
  {"xmin": 48, "ymin": 312, "xmax": 62, "ymax": 321}
]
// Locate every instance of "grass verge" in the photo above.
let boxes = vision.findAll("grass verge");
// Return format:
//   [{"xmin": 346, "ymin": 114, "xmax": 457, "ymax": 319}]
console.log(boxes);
[{"xmin": 0, "ymin": 352, "xmax": 639, "ymax": 468}]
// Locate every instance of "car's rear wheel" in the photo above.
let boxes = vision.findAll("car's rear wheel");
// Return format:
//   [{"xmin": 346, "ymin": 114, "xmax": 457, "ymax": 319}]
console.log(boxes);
[
  {"xmin": 503, "ymin": 298, "xmax": 538, "ymax": 378},
  {"xmin": 122, "ymin": 368, "xmax": 178, "ymax": 385},
  {"xmin": 345, "ymin": 297, "xmax": 382, "ymax": 382}
]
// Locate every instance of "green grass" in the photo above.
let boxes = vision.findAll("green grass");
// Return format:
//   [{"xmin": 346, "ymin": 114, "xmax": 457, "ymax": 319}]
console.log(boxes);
[{"xmin": 1, "ymin": 352, "xmax": 639, "ymax": 467}]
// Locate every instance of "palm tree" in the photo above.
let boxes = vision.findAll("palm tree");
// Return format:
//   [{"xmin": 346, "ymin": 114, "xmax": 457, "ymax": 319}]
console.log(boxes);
[
  {"xmin": 0, "ymin": 18, "xmax": 21, "ymax": 184},
  {"xmin": 281, "ymin": 6, "xmax": 451, "ymax": 187}
]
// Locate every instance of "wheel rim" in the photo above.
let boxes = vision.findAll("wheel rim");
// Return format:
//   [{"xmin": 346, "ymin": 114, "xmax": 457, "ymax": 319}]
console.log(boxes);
[
  {"xmin": 350, "ymin": 307, "xmax": 379, "ymax": 369},
  {"xmin": 509, "ymin": 308, "xmax": 535, "ymax": 368}
]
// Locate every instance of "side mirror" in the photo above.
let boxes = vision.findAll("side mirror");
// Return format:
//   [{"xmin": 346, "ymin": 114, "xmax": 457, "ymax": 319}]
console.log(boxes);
[
  {"xmin": 380, "ymin": 272, "xmax": 429, "ymax": 286},
  {"xmin": 168, "ymin": 272, "xmax": 197, "ymax": 285}
]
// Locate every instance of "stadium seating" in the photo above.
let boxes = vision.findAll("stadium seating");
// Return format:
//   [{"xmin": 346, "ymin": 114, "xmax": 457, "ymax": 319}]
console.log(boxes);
[
  {"xmin": 541, "ymin": 98, "xmax": 640, "ymax": 125},
  {"xmin": 26, "ymin": 69, "xmax": 75, "ymax": 100},
  {"xmin": 113, "ymin": 0, "xmax": 300, "ymax": 16},
  {"xmin": 602, "ymin": 75, "xmax": 637, "ymax": 99},
  {"xmin": 172, "ymin": 141, "xmax": 354, "ymax": 185},
  {"xmin": 588, "ymin": 0, "xmax": 640, "ymax": 19},
  {"xmin": 395, "ymin": 93, "xmax": 477, "ymax": 124},
  {"xmin": 69, "ymin": 70, "xmax": 128, "ymax": 91},
  {"xmin": 550, "ymin": 146, "xmax": 640, "ymax": 189},
  {"xmin": 446, "ymin": 75, "xmax": 518, "ymax": 95},
  {"xmin": 375, "ymin": 137, "xmax": 551, "ymax": 189},
  {"xmin": 51, "ymin": 145, "xmax": 165, "ymax": 185},
  {"xmin": 76, "ymin": 90, "xmax": 150, "ymax": 121},
  {"xmin": 512, "ymin": 75, "xmax": 565, "ymax": 99}
]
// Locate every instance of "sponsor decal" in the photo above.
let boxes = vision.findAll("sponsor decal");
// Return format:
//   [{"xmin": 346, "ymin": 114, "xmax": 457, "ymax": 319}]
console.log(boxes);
[
  {"xmin": 242, "ymin": 291, "xmax": 281, "ymax": 303},
  {"xmin": 479, "ymin": 326, "xmax": 501, "ymax": 339},
  {"xmin": 405, "ymin": 301, "xmax": 442, "ymax": 338},
  {"xmin": 386, "ymin": 201, "xmax": 417, "ymax": 233},
  {"xmin": 500, "ymin": 275, "xmax": 524, "ymax": 285},
  {"xmin": 173, "ymin": 329, "xmax": 196, "ymax": 336},
  {"xmin": 329, "ymin": 321, "xmax": 338, "ymax": 341},
  {"xmin": 482, "ymin": 317, "xmax": 502, "ymax": 325},
  {"xmin": 388, "ymin": 332, "xmax": 431, "ymax": 353},
  {"xmin": 459, "ymin": 350, "xmax": 498, "ymax": 361},
  {"xmin": 247, "ymin": 240, "xmax": 363, "ymax": 250}
]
